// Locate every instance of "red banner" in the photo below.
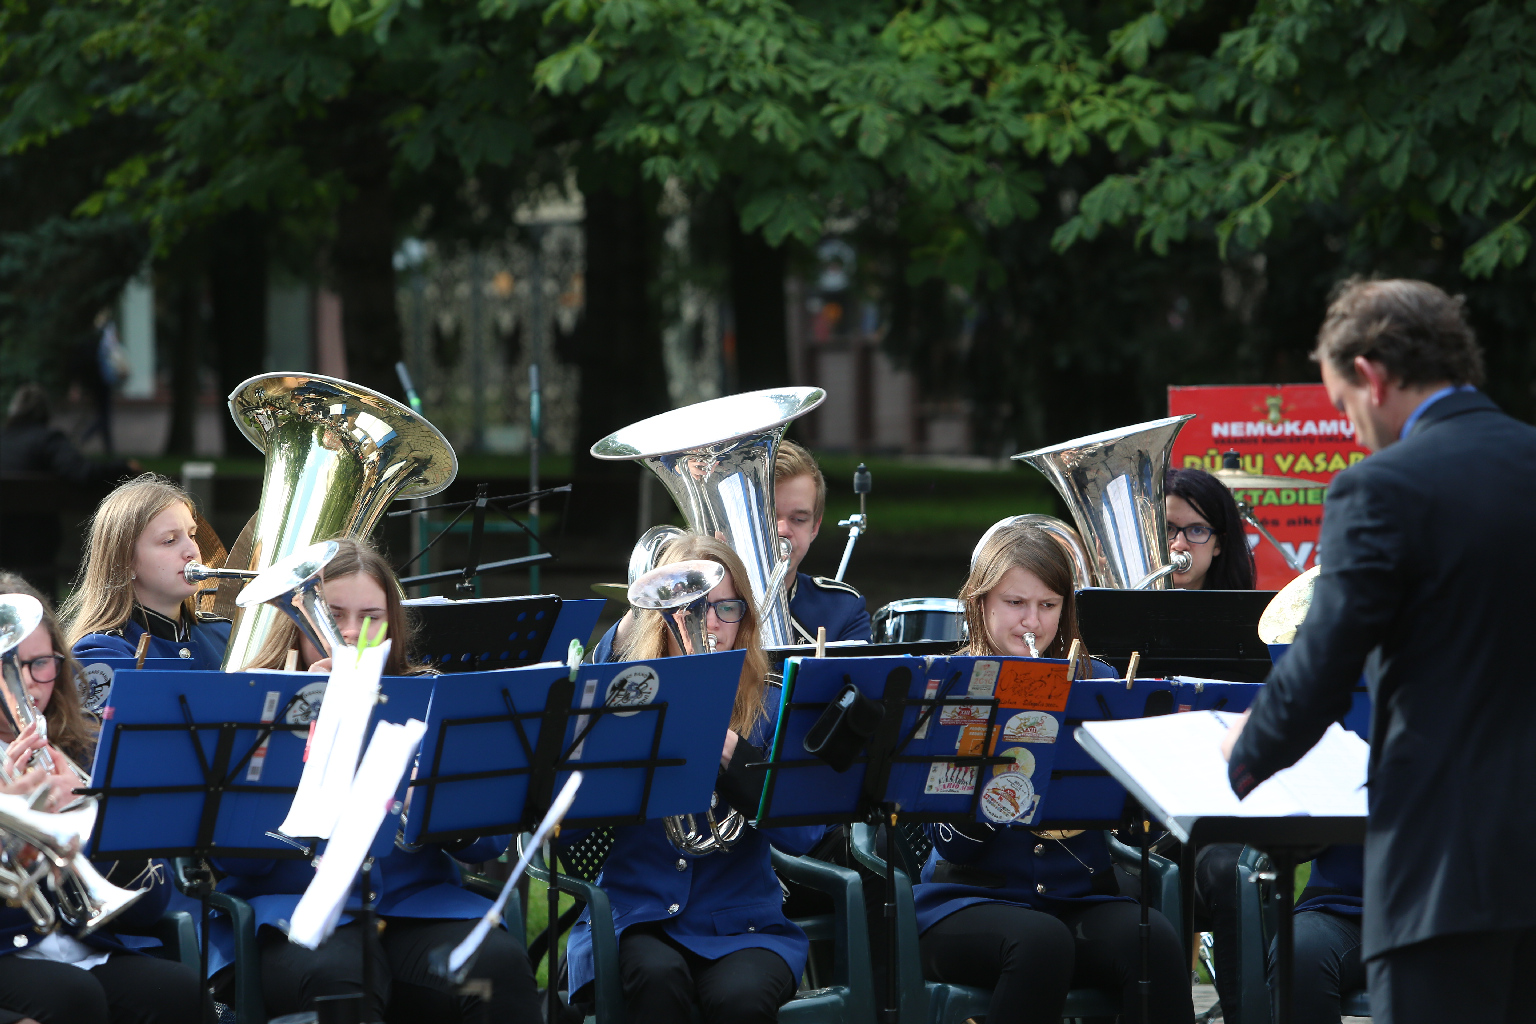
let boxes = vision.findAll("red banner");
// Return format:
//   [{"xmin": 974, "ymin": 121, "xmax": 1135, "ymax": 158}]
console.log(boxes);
[{"xmin": 1167, "ymin": 384, "xmax": 1370, "ymax": 590}]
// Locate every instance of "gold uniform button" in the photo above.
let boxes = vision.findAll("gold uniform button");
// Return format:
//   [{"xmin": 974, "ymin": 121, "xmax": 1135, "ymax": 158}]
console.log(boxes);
[{"xmin": 1036, "ymin": 884, "xmax": 1046, "ymax": 893}]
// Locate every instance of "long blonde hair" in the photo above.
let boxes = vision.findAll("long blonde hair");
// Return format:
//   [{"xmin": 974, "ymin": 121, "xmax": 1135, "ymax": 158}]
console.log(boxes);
[
  {"xmin": 63, "ymin": 475, "xmax": 199, "ymax": 646},
  {"xmin": 960, "ymin": 522, "xmax": 1083, "ymax": 660},
  {"xmin": 244, "ymin": 537, "xmax": 424, "ymax": 676},
  {"xmin": 0, "ymin": 573, "xmax": 99, "ymax": 764},
  {"xmin": 616, "ymin": 535, "xmax": 770, "ymax": 737}
]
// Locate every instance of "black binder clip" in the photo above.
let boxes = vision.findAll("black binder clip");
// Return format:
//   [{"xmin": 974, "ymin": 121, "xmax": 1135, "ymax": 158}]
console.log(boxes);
[{"xmin": 803, "ymin": 680, "xmax": 885, "ymax": 773}]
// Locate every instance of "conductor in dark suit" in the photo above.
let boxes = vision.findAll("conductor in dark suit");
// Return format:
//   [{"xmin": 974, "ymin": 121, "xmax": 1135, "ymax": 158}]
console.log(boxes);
[{"xmin": 1220, "ymin": 278, "xmax": 1536, "ymax": 1023}]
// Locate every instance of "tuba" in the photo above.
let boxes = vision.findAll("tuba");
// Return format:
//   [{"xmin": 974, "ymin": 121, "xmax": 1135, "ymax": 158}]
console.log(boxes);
[
  {"xmin": 592, "ymin": 388, "xmax": 827, "ymax": 648},
  {"xmin": 233, "ymin": 541, "xmax": 348, "ymax": 660},
  {"xmin": 628, "ymin": 560, "xmax": 748, "ymax": 856},
  {"xmin": 1014, "ymin": 416, "xmax": 1195, "ymax": 590},
  {"xmin": 220, "ymin": 373, "xmax": 458, "ymax": 671}
]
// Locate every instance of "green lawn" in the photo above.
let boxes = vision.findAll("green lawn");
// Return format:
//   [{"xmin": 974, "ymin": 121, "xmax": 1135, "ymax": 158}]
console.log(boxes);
[{"xmin": 523, "ymin": 873, "xmax": 577, "ymax": 989}]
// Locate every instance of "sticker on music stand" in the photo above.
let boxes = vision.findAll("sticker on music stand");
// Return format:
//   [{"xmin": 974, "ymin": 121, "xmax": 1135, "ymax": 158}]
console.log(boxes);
[
  {"xmin": 939, "ymin": 703, "xmax": 990, "ymax": 727},
  {"xmin": 968, "ymin": 660, "xmax": 1000, "ymax": 697},
  {"xmin": 924, "ymin": 760, "xmax": 978, "ymax": 796},
  {"xmin": 605, "ymin": 665, "xmax": 661, "ymax": 717},
  {"xmin": 1001, "ymin": 710, "xmax": 1059, "ymax": 744},
  {"xmin": 285, "ymin": 680, "xmax": 328, "ymax": 735},
  {"xmin": 980, "ymin": 771, "xmax": 1037, "ymax": 824},
  {"xmin": 80, "ymin": 663, "xmax": 114, "ymax": 715},
  {"xmin": 994, "ymin": 745, "xmax": 1036, "ymax": 779}
]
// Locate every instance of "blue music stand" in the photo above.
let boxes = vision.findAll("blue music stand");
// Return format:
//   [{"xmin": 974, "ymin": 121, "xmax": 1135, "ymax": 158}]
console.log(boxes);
[
  {"xmin": 539, "ymin": 598, "xmax": 605, "ymax": 663},
  {"xmin": 71, "ymin": 656, "xmax": 183, "ymax": 715},
  {"xmin": 403, "ymin": 650, "xmax": 745, "ymax": 1024}
]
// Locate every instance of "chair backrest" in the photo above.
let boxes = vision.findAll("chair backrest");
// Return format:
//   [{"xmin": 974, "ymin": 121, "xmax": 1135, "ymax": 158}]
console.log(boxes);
[{"xmin": 562, "ymin": 827, "xmax": 615, "ymax": 882}]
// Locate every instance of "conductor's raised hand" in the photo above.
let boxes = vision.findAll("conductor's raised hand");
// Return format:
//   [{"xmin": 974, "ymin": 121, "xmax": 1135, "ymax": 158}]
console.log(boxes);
[{"xmin": 1220, "ymin": 710, "xmax": 1250, "ymax": 763}]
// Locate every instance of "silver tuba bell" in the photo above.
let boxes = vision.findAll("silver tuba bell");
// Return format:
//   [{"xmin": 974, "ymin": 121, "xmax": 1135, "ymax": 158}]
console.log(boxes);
[
  {"xmin": 1014, "ymin": 416, "xmax": 1195, "ymax": 590},
  {"xmin": 220, "ymin": 373, "xmax": 457, "ymax": 671},
  {"xmin": 233, "ymin": 541, "xmax": 349, "ymax": 661},
  {"xmin": 628, "ymin": 561, "xmax": 748, "ymax": 856},
  {"xmin": 593, "ymin": 388, "xmax": 826, "ymax": 648}
]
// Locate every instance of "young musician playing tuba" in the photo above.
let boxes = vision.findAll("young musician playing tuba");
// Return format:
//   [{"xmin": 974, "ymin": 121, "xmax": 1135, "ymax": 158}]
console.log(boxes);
[
  {"xmin": 911, "ymin": 522, "xmax": 1193, "ymax": 1024},
  {"xmin": 0, "ymin": 574, "xmax": 208, "ymax": 1024},
  {"xmin": 571, "ymin": 535, "xmax": 825, "ymax": 1024},
  {"xmin": 64, "ymin": 476, "xmax": 231, "ymax": 674}
]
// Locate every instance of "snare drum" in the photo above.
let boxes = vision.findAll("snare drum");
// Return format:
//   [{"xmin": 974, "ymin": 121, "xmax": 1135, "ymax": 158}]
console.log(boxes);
[{"xmin": 870, "ymin": 598, "xmax": 966, "ymax": 644}]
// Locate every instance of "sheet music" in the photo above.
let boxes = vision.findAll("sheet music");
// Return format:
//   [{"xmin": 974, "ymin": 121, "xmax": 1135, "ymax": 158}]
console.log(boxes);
[
  {"xmin": 1079, "ymin": 712, "xmax": 1367, "ymax": 821},
  {"xmin": 287, "ymin": 717, "xmax": 427, "ymax": 949},
  {"xmin": 279, "ymin": 641, "xmax": 389, "ymax": 840}
]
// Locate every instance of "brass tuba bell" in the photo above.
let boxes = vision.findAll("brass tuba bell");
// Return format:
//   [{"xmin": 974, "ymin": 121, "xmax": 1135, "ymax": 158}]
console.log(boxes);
[
  {"xmin": 220, "ymin": 373, "xmax": 457, "ymax": 671},
  {"xmin": 592, "ymin": 388, "xmax": 826, "ymax": 649},
  {"xmin": 1014, "ymin": 416, "xmax": 1195, "ymax": 590}
]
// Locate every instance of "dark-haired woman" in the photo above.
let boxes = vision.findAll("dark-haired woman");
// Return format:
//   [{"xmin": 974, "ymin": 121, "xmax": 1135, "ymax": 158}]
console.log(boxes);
[
  {"xmin": 1165, "ymin": 467, "xmax": 1256, "ymax": 591},
  {"xmin": 0, "ymin": 573, "xmax": 208, "ymax": 1024},
  {"xmin": 911, "ymin": 522, "xmax": 1193, "ymax": 1024}
]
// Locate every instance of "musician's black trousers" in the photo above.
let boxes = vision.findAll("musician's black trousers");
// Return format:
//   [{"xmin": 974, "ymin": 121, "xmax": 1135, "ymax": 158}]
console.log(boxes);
[
  {"xmin": 1367, "ymin": 925, "xmax": 1536, "ymax": 1024},
  {"xmin": 1266, "ymin": 909, "xmax": 1363, "ymax": 1024},
  {"xmin": 617, "ymin": 922, "xmax": 798, "ymax": 1024},
  {"xmin": 257, "ymin": 917, "xmax": 540, "ymax": 1024},
  {"xmin": 1192, "ymin": 842, "xmax": 1243, "ymax": 1011},
  {"xmin": 0, "ymin": 951, "xmax": 208, "ymax": 1024},
  {"xmin": 919, "ymin": 900, "xmax": 1194, "ymax": 1024}
]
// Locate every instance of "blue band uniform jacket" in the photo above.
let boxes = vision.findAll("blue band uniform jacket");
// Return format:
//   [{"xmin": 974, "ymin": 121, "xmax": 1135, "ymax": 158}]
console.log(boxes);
[
  {"xmin": 788, "ymin": 573, "xmax": 869, "ymax": 644},
  {"xmin": 72, "ymin": 605, "xmax": 232, "ymax": 672}
]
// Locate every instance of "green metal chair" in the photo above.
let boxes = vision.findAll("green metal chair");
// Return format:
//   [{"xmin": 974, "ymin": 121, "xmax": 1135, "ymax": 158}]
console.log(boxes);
[
  {"xmin": 1233, "ymin": 846, "xmax": 1369, "ymax": 1023},
  {"xmin": 849, "ymin": 822, "xmax": 1182, "ymax": 1024},
  {"xmin": 523, "ymin": 829, "xmax": 877, "ymax": 1024}
]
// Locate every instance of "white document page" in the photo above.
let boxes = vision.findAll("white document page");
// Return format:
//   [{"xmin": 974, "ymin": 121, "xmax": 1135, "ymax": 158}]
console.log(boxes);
[
  {"xmin": 279, "ymin": 641, "xmax": 389, "ymax": 840},
  {"xmin": 287, "ymin": 717, "xmax": 427, "ymax": 949},
  {"xmin": 1079, "ymin": 711, "xmax": 1368, "ymax": 822}
]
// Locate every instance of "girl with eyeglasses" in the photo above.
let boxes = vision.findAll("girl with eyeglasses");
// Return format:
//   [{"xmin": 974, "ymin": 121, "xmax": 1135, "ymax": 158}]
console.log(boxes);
[
  {"xmin": 1164, "ymin": 468, "xmax": 1257, "ymax": 591},
  {"xmin": 569, "ymin": 534, "xmax": 825, "ymax": 1024},
  {"xmin": 0, "ymin": 573, "xmax": 209, "ymax": 1024},
  {"xmin": 63, "ymin": 475, "xmax": 231, "ymax": 678}
]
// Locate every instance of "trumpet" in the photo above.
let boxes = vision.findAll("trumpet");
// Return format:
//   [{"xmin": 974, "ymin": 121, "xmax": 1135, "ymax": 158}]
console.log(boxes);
[{"xmin": 628, "ymin": 561, "xmax": 748, "ymax": 856}]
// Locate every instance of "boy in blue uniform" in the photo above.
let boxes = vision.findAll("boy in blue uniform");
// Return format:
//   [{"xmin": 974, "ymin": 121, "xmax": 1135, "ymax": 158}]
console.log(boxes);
[{"xmin": 773, "ymin": 441, "xmax": 870, "ymax": 643}]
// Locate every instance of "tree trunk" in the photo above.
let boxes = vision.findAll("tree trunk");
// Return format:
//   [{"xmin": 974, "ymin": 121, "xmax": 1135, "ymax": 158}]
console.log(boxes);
[
  {"xmin": 331, "ymin": 141, "xmax": 403, "ymax": 399},
  {"xmin": 208, "ymin": 211, "xmax": 267, "ymax": 457},
  {"xmin": 563, "ymin": 162, "xmax": 668, "ymax": 539},
  {"xmin": 728, "ymin": 219, "xmax": 790, "ymax": 392}
]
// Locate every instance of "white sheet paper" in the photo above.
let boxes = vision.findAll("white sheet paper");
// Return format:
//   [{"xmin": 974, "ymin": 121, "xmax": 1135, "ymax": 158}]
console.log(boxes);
[
  {"xmin": 286, "ymin": 717, "xmax": 427, "ymax": 949},
  {"xmin": 1079, "ymin": 711, "xmax": 1368, "ymax": 822},
  {"xmin": 279, "ymin": 641, "xmax": 390, "ymax": 840},
  {"xmin": 445, "ymin": 772, "xmax": 583, "ymax": 976}
]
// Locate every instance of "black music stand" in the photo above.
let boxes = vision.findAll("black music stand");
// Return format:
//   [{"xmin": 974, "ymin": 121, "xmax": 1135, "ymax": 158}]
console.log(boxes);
[
  {"xmin": 389, "ymin": 482, "xmax": 569, "ymax": 591},
  {"xmin": 1075, "ymin": 724, "xmax": 1367, "ymax": 1024},
  {"xmin": 405, "ymin": 594, "xmax": 563, "ymax": 673},
  {"xmin": 1076, "ymin": 589, "xmax": 1279, "ymax": 683},
  {"xmin": 402, "ymin": 652, "xmax": 746, "ymax": 1023}
]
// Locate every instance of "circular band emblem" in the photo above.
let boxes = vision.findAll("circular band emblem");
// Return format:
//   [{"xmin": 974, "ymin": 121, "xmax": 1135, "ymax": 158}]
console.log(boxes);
[
  {"xmin": 285, "ymin": 681, "xmax": 328, "ymax": 734},
  {"xmin": 980, "ymin": 771, "xmax": 1036, "ymax": 825},
  {"xmin": 605, "ymin": 666, "xmax": 661, "ymax": 717},
  {"xmin": 80, "ymin": 663, "xmax": 114, "ymax": 715}
]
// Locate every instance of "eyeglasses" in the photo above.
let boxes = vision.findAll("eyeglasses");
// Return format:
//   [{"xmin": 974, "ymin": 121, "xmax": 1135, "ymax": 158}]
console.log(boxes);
[
  {"xmin": 705, "ymin": 599, "xmax": 748, "ymax": 623},
  {"xmin": 14, "ymin": 655, "xmax": 65, "ymax": 683},
  {"xmin": 1167, "ymin": 523, "xmax": 1214, "ymax": 545}
]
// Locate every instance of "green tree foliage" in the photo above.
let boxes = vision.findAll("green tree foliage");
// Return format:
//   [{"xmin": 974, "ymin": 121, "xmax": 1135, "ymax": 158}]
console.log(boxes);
[{"xmin": 1059, "ymin": 0, "xmax": 1536, "ymax": 277}]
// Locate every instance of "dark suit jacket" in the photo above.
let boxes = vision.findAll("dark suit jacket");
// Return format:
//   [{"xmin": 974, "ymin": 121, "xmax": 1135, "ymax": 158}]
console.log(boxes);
[{"xmin": 1228, "ymin": 389, "xmax": 1536, "ymax": 959}]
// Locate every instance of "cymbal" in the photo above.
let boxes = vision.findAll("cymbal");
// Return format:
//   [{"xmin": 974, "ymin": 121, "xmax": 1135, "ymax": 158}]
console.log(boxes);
[
  {"xmin": 1212, "ymin": 468, "xmax": 1321, "ymax": 491},
  {"xmin": 590, "ymin": 583, "xmax": 629, "ymax": 602},
  {"xmin": 1258, "ymin": 565, "xmax": 1321, "ymax": 644}
]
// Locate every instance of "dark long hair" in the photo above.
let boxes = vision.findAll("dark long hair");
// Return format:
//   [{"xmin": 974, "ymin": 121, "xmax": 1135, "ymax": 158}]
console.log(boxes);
[{"xmin": 1165, "ymin": 468, "xmax": 1256, "ymax": 590}]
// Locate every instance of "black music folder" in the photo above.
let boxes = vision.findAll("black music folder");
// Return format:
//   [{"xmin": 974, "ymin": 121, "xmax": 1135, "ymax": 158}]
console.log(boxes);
[{"xmin": 1075, "ymin": 589, "xmax": 1278, "ymax": 683}]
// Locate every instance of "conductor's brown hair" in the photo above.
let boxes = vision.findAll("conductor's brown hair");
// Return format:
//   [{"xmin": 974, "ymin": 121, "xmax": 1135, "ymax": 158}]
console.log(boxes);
[{"xmin": 1313, "ymin": 277, "xmax": 1485, "ymax": 388}]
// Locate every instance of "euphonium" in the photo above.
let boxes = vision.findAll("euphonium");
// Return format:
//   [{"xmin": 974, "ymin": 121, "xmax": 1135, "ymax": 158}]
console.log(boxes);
[
  {"xmin": 592, "ymin": 388, "xmax": 827, "ymax": 648},
  {"xmin": 0, "ymin": 597, "xmax": 88, "ymax": 805},
  {"xmin": 220, "ymin": 373, "xmax": 457, "ymax": 671},
  {"xmin": 628, "ymin": 561, "xmax": 749, "ymax": 856},
  {"xmin": 1014, "ymin": 416, "xmax": 1195, "ymax": 590}
]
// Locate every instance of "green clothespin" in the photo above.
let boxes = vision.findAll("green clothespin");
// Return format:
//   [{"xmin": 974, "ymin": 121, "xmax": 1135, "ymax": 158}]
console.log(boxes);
[{"xmin": 566, "ymin": 639, "xmax": 585, "ymax": 682}]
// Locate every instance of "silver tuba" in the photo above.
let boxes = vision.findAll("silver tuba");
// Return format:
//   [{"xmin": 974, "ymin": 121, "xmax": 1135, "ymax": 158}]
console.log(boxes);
[
  {"xmin": 233, "ymin": 541, "xmax": 348, "ymax": 660},
  {"xmin": 628, "ymin": 561, "xmax": 748, "ymax": 856},
  {"xmin": 220, "ymin": 373, "xmax": 458, "ymax": 671},
  {"xmin": 1014, "ymin": 416, "xmax": 1195, "ymax": 590},
  {"xmin": 592, "ymin": 388, "xmax": 827, "ymax": 648}
]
